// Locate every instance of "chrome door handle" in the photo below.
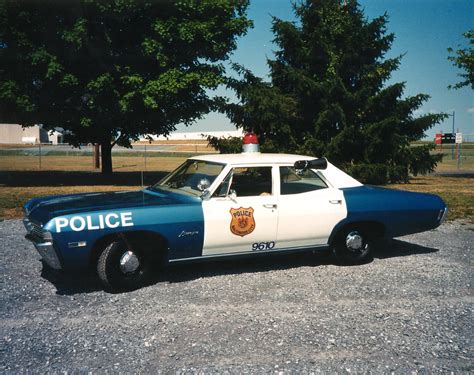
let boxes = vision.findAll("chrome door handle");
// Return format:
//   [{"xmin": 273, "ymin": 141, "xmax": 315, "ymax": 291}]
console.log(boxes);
[
  {"xmin": 263, "ymin": 204, "xmax": 277, "ymax": 209},
  {"xmin": 329, "ymin": 200, "xmax": 342, "ymax": 204}
]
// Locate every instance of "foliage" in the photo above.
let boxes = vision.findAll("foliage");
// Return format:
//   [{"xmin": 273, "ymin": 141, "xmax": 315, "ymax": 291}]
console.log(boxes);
[
  {"xmin": 207, "ymin": 135, "xmax": 242, "ymax": 154},
  {"xmin": 0, "ymin": 0, "xmax": 251, "ymax": 173},
  {"xmin": 344, "ymin": 164, "xmax": 391, "ymax": 185},
  {"xmin": 223, "ymin": 0, "xmax": 445, "ymax": 184},
  {"xmin": 448, "ymin": 29, "xmax": 474, "ymax": 90}
]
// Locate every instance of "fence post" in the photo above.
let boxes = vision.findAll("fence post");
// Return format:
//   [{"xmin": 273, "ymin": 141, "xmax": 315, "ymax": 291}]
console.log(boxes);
[
  {"xmin": 144, "ymin": 144, "xmax": 147, "ymax": 171},
  {"xmin": 457, "ymin": 143, "xmax": 461, "ymax": 171},
  {"xmin": 38, "ymin": 143, "xmax": 42, "ymax": 170},
  {"xmin": 93, "ymin": 144, "xmax": 100, "ymax": 169}
]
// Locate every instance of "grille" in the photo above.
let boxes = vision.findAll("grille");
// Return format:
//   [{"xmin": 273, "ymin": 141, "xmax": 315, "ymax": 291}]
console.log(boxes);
[{"xmin": 24, "ymin": 218, "xmax": 45, "ymax": 242}]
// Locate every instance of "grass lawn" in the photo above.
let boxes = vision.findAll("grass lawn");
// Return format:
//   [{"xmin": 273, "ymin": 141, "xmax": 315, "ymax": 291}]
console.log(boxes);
[
  {"xmin": 1, "ymin": 185, "xmax": 140, "ymax": 220},
  {"xmin": 0, "ymin": 155, "xmax": 187, "ymax": 172},
  {"xmin": 1, "ymin": 154, "xmax": 472, "ymax": 223},
  {"xmin": 388, "ymin": 176, "xmax": 473, "ymax": 224}
]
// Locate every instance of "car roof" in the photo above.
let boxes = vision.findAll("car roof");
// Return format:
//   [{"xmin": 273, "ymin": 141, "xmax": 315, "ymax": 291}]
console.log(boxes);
[
  {"xmin": 191, "ymin": 153, "xmax": 315, "ymax": 165},
  {"xmin": 190, "ymin": 152, "xmax": 363, "ymax": 189}
]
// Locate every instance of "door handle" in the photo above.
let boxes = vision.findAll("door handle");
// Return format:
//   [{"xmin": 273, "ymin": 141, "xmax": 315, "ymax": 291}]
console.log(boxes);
[
  {"xmin": 329, "ymin": 200, "xmax": 342, "ymax": 204},
  {"xmin": 263, "ymin": 204, "xmax": 277, "ymax": 209}
]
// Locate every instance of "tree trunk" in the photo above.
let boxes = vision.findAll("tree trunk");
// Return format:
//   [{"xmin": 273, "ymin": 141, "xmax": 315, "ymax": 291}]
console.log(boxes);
[{"xmin": 100, "ymin": 141, "xmax": 113, "ymax": 174}]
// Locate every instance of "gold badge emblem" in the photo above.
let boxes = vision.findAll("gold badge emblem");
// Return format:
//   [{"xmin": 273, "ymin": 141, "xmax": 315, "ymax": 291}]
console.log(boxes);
[{"xmin": 230, "ymin": 207, "xmax": 256, "ymax": 237}]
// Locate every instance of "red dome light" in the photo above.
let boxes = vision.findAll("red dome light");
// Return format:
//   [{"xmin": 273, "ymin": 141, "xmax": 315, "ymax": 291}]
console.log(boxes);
[{"xmin": 242, "ymin": 132, "xmax": 259, "ymax": 153}]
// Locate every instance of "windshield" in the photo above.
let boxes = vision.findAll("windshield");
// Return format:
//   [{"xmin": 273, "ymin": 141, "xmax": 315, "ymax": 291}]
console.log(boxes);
[{"xmin": 152, "ymin": 159, "xmax": 225, "ymax": 196}]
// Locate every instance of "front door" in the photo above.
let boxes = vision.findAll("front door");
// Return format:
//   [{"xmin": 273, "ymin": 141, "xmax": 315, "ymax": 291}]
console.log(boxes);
[{"xmin": 202, "ymin": 166, "xmax": 278, "ymax": 256}]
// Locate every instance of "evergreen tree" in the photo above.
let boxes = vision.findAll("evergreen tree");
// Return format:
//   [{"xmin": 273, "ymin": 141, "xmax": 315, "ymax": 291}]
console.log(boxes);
[{"xmin": 224, "ymin": 0, "xmax": 445, "ymax": 183}]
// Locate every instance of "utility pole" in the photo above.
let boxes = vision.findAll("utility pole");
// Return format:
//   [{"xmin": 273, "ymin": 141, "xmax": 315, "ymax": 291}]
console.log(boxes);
[
  {"xmin": 445, "ymin": 111, "xmax": 455, "ymax": 159},
  {"xmin": 452, "ymin": 111, "xmax": 455, "ymax": 160}
]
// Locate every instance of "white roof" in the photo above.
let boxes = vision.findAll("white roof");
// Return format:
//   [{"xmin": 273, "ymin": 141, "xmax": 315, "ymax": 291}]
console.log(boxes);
[
  {"xmin": 191, "ymin": 152, "xmax": 362, "ymax": 188},
  {"xmin": 191, "ymin": 153, "xmax": 315, "ymax": 165}
]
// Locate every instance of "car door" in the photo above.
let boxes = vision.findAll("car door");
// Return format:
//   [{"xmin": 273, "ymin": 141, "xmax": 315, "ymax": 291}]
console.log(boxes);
[
  {"xmin": 276, "ymin": 166, "xmax": 347, "ymax": 249},
  {"xmin": 202, "ymin": 165, "xmax": 279, "ymax": 256}
]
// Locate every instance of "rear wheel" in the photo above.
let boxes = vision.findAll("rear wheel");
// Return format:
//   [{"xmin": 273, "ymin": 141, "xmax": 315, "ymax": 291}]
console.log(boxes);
[
  {"xmin": 97, "ymin": 239, "xmax": 152, "ymax": 292},
  {"xmin": 332, "ymin": 226, "xmax": 373, "ymax": 264}
]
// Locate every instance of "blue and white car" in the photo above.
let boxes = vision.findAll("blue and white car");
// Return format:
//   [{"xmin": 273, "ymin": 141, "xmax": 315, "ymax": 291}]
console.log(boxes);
[{"xmin": 24, "ymin": 145, "xmax": 447, "ymax": 291}]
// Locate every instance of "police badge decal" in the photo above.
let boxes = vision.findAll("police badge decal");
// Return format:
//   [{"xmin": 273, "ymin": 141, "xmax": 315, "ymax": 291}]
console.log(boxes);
[{"xmin": 229, "ymin": 207, "xmax": 256, "ymax": 237}]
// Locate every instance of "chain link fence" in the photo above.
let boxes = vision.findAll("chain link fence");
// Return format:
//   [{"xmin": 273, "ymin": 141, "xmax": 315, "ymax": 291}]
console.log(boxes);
[
  {"xmin": 1, "ymin": 138, "xmax": 473, "ymax": 175},
  {"xmin": 0, "ymin": 142, "xmax": 216, "ymax": 173},
  {"xmin": 430, "ymin": 133, "xmax": 474, "ymax": 172}
]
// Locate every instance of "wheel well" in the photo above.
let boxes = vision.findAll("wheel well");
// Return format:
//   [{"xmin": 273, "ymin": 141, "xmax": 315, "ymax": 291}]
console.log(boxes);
[
  {"xmin": 331, "ymin": 221, "xmax": 385, "ymax": 244},
  {"xmin": 90, "ymin": 231, "xmax": 168, "ymax": 268}
]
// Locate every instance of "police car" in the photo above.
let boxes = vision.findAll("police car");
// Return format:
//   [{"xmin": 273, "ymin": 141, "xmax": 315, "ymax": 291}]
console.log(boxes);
[{"xmin": 24, "ymin": 133, "xmax": 447, "ymax": 291}]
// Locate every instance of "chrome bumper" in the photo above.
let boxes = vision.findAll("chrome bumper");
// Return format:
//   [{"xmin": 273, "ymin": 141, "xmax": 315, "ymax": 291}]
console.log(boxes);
[
  {"xmin": 24, "ymin": 219, "xmax": 62, "ymax": 270},
  {"xmin": 28, "ymin": 237, "xmax": 62, "ymax": 270},
  {"xmin": 438, "ymin": 207, "xmax": 448, "ymax": 224}
]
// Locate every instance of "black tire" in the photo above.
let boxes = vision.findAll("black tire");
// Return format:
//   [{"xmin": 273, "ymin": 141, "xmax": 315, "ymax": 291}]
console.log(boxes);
[
  {"xmin": 97, "ymin": 239, "xmax": 151, "ymax": 292},
  {"xmin": 331, "ymin": 226, "xmax": 373, "ymax": 264}
]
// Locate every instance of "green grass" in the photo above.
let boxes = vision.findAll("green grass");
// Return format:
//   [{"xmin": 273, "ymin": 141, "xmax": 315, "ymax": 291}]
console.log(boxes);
[
  {"xmin": 1, "ymin": 150, "xmax": 472, "ymax": 223},
  {"xmin": 0, "ymin": 184, "xmax": 141, "ymax": 220},
  {"xmin": 2, "ymin": 170, "xmax": 472, "ymax": 224},
  {"xmin": 388, "ymin": 175, "xmax": 474, "ymax": 224}
]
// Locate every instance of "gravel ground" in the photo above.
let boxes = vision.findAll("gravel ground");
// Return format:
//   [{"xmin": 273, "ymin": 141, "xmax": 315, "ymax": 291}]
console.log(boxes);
[{"xmin": 1, "ymin": 219, "xmax": 472, "ymax": 373}]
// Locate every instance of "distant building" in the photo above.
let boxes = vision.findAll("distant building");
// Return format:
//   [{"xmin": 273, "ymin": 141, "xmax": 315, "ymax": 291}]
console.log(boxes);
[
  {"xmin": 141, "ymin": 129, "xmax": 244, "ymax": 142},
  {"xmin": 0, "ymin": 124, "xmax": 64, "ymax": 144}
]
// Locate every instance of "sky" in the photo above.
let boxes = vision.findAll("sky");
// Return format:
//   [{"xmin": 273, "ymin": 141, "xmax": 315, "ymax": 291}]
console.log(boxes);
[{"xmin": 176, "ymin": 0, "xmax": 473, "ymax": 139}]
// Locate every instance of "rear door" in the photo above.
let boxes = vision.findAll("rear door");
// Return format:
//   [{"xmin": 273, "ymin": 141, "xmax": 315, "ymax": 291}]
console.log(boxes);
[{"xmin": 276, "ymin": 166, "xmax": 347, "ymax": 248}]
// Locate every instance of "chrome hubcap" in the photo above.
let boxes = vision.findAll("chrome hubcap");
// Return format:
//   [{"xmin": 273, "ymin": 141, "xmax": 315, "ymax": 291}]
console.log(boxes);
[
  {"xmin": 119, "ymin": 251, "xmax": 140, "ymax": 274},
  {"xmin": 345, "ymin": 231, "xmax": 363, "ymax": 252}
]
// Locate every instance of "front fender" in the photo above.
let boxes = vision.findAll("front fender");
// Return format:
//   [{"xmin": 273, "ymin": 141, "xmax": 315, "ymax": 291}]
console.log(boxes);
[{"xmin": 46, "ymin": 204, "xmax": 204, "ymax": 269}]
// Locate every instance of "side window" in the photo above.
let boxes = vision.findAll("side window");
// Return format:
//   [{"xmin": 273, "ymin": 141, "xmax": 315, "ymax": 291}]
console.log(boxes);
[
  {"xmin": 280, "ymin": 166, "xmax": 328, "ymax": 195},
  {"xmin": 213, "ymin": 167, "xmax": 273, "ymax": 198},
  {"xmin": 232, "ymin": 167, "xmax": 273, "ymax": 196},
  {"xmin": 224, "ymin": 167, "xmax": 273, "ymax": 197}
]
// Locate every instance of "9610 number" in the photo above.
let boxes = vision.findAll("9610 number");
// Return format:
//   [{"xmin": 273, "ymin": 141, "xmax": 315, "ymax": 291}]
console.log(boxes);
[{"xmin": 252, "ymin": 241, "xmax": 276, "ymax": 251}]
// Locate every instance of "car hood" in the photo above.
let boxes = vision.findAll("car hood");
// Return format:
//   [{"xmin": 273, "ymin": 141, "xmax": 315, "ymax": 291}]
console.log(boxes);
[{"xmin": 24, "ymin": 188, "xmax": 200, "ymax": 223}]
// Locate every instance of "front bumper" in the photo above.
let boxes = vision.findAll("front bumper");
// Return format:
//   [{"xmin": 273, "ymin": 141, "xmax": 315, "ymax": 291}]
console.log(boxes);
[
  {"xmin": 26, "ymin": 236, "xmax": 62, "ymax": 270},
  {"xmin": 24, "ymin": 219, "xmax": 62, "ymax": 270}
]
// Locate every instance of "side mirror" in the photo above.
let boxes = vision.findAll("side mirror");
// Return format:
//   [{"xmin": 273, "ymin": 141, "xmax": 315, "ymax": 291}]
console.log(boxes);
[
  {"xmin": 201, "ymin": 189, "xmax": 211, "ymax": 200},
  {"xmin": 294, "ymin": 158, "xmax": 327, "ymax": 170},
  {"xmin": 228, "ymin": 189, "xmax": 237, "ymax": 200},
  {"xmin": 197, "ymin": 178, "xmax": 211, "ymax": 191}
]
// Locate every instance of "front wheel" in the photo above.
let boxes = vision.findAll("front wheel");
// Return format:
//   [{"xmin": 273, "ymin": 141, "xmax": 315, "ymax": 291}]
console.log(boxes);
[
  {"xmin": 332, "ymin": 227, "xmax": 373, "ymax": 264},
  {"xmin": 97, "ymin": 240, "xmax": 151, "ymax": 292}
]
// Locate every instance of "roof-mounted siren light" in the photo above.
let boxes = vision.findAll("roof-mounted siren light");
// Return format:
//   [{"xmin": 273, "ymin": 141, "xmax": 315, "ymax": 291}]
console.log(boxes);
[{"xmin": 242, "ymin": 132, "xmax": 260, "ymax": 153}]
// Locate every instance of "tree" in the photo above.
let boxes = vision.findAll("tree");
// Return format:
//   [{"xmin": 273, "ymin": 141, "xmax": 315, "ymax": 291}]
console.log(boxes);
[
  {"xmin": 448, "ymin": 29, "xmax": 474, "ymax": 90},
  {"xmin": 222, "ymin": 0, "xmax": 445, "ymax": 183},
  {"xmin": 0, "ymin": 0, "xmax": 251, "ymax": 173}
]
